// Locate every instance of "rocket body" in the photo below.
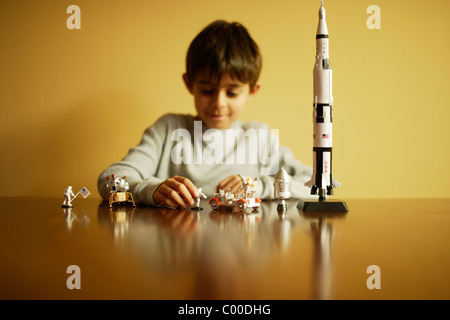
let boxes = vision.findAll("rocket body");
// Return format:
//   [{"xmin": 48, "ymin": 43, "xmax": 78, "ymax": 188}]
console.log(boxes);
[{"xmin": 305, "ymin": 2, "xmax": 340, "ymax": 200}]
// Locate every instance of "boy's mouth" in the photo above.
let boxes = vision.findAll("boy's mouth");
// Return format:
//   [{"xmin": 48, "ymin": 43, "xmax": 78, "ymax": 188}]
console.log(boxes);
[{"xmin": 207, "ymin": 113, "xmax": 227, "ymax": 121}]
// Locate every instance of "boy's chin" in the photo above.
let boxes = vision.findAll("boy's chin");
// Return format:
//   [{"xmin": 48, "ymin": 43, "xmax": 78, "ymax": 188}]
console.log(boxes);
[
  {"xmin": 199, "ymin": 117, "xmax": 232, "ymax": 130},
  {"xmin": 207, "ymin": 121, "xmax": 232, "ymax": 130}
]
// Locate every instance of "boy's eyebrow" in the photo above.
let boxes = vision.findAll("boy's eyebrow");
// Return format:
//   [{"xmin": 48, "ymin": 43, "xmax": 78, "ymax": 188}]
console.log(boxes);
[
  {"xmin": 198, "ymin": 80, "xmax": 244, "ymax": 88},
  {"xmin": 198, "ymin": 80, "xmax": 215, "ymax": 85}
]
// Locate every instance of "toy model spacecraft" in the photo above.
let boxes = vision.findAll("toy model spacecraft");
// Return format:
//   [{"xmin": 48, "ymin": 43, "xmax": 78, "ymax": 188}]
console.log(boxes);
[
  {"xmin": 274, "ymin": 167, "xmax": 292, "ymax": 212},
  {"xmin": 105, "ymin": 174, "xmax": 136, "ymax": 207},
  {"xmin": 298, "ymin": 1, "xmax": 348, "ymax": 212}
]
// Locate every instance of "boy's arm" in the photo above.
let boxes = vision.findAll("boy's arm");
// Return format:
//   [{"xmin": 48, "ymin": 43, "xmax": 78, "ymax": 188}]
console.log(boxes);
[
  {"xmin": 98, "ymin": 166, "xmax": 164, "ymax": 205},
  {"xmin": 97, "ymin": 114, "xmax": 201, "ymax": 207},
  {"xmin": 97, "ymin": 115, "xmax": 168, "ymax": 206}
]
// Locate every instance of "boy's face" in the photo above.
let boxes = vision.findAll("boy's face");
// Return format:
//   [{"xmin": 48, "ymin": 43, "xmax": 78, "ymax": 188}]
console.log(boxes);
[{"xmin": 183, "ymin": 72, "xmax": 260, "ymax": 130}]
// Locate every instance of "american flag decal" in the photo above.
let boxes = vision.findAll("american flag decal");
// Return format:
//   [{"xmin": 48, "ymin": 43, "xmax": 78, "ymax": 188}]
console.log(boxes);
[
  {"xmin": 322, "ymin": 133, "xmax": 329, "ymax": 138},
  {"xmin": 79, "ymin": 187, "xmax": 91, "ymax": 198}
]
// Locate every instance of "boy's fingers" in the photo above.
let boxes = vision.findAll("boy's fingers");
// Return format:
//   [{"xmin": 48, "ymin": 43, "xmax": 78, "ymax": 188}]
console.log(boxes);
[
  {"xmin": 169, "ymin": 177, "xmax": 197, "ymax": 205},
  {"xmin": 154, "ymin": 176, "xmax": 198, "ymax": 208},
  {"xmin": 217, "ymin": 175, "xmax": 243, "ymax": 192},
  {"xmin": 154, "ymin": 184, "xmax": 187, "ymax": 208},
  {"xmin": 230, "ymin": 183, "xmax": 243, "ymax": 195},
  {"xmin": 173, "ymin": 176, "xmax": 199, "ymax": 197},
  {"xmin": 230, "ymin": 178, "xmax": 244, "ymax": 190},
  {"xmin": 217, "ymin": 175, "xmax": 239, "ymax": 188}
]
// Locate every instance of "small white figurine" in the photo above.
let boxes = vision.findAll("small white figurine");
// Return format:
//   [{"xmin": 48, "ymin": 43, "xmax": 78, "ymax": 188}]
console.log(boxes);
[
  {"xmin": 62, "ymin": 186, "xmax": 90, "ymax": 208},
  {"xmin": 191, "ymin": 188, "xmax": 207, "ymax": 210},
  {"xmin": 62, "ymin": 186, "xmax": 75, "ymax": 208},
  {"xmin": 242, "ymin": 176, "xmax": 258, "ymax": 199}
]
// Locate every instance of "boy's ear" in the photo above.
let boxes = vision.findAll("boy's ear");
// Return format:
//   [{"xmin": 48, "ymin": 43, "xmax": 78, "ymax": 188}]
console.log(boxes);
[
  {"xmin": 182, "ymin": 73, "xmax": 194, "ymax": 94},
  {"xmin": 248, "ymin": 83, "xmax": 261, "ymax": 99}
]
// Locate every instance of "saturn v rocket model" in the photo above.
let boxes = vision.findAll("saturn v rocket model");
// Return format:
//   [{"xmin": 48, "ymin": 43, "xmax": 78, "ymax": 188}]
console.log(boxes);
[
  {"xmin": 307, "ymin": 1, "xmax": 338, "ymax": 200},
  {"xmin": 298, "ymin": 1, "xmax": 348, "ymax": 212}
]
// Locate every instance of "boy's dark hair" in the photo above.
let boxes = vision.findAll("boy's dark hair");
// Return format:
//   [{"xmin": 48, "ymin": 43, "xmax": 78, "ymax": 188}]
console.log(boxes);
[{"xmin": 186, "ymin": 20, "xmax": 262, "ymax": 89}]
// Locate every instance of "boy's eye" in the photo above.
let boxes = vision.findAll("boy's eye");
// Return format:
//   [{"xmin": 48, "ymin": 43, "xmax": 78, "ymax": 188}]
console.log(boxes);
[
  {"xmin": 198, "ymin": 87, "xmax": 241, "ymax": 97},
  {"xmin": 201, "ymin": 89, "xmax": 215, "ymax": 95}
]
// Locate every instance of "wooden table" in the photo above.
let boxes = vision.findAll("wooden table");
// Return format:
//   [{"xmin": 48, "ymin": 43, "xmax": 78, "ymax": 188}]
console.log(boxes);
[{"xmin": 0, "ymin": 197, "xmax": 449, "ymax": 300}]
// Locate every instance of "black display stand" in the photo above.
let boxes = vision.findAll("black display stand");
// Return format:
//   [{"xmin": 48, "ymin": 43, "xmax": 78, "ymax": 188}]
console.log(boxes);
[{"xmin": 297, "ymin": 199, "xmax": 349, "ymax": 212}]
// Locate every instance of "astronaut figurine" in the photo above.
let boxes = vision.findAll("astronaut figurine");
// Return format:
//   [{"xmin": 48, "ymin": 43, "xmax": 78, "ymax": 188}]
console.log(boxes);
[
  {"xmin": 191, "ymin": 188, "xmax": 207, "ymax": 210},
  {"xmin": 62, "ymin": 186, "xmax": 75, "ymax": 208}
]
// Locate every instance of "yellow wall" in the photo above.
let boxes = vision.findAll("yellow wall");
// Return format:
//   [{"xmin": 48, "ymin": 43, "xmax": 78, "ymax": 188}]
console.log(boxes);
[{"xmin": 1, "ymin": 0, "xmax": 449, "ymax": 199}]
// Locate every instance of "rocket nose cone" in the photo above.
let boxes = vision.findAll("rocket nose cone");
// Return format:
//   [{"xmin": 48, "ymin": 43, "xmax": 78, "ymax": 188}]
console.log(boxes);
[
  {"xmin": 317, "ymin": 4, "xmax": 328, "ymax": 35},
  {"xmin": 319, "ymin": 6, "xmax": 325, "ymax": 19}
]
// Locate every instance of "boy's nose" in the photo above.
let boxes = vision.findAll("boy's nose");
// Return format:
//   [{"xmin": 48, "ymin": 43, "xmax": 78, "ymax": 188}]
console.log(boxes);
[{"xmin": 212, "ymin": 91, "xmax": 227, "ymax": 109}]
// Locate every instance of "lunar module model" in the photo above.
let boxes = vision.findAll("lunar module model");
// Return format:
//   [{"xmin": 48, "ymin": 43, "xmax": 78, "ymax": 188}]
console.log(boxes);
[
  {"xmin": 105, "ymin": 174, "xmax": 136, "ymax": 207},
  {"xmin": 209, "ymin": 177, "xmax": 261, "ymax": 213}
]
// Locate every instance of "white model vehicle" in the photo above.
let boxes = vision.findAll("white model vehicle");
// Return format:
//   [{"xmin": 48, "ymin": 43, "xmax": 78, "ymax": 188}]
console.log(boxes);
[{"xmin": 209, "ymin": 177, "xmax": 261, "ymax": 212}]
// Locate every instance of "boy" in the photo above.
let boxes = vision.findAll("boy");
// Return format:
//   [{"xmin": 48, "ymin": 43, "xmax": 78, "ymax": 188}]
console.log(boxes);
[{"xmin": 98, "ymin": 20, "xmax": 312, "ymax": 208}]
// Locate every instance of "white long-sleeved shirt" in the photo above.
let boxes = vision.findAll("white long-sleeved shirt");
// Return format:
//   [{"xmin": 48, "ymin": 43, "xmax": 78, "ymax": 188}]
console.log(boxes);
[{"xmin": 97, "ymin": 113, "xmax": 313, "ymax": 205}]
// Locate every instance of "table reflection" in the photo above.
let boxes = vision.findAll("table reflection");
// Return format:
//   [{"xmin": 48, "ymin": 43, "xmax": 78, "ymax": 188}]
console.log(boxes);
[
  {"xmin": 96, "ymin": 200, "xmax": 347, "ymax": 299},
  {"xmin": 62, "ymin": 207, "xmax": 90, "ymax": 231},
  {"xmin": 300, "ymin": 211, "xmax": 347, "ymax": 300}
]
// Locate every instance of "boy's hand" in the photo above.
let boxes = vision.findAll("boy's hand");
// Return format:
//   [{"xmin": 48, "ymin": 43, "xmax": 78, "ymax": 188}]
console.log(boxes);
[
  {"xmin": 153, "ymin": 176, "xmax": 198, "ymax": 208},
  {"xmin": 216, "ymin": 175, "xmax": 244, "ymax": 197}
]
